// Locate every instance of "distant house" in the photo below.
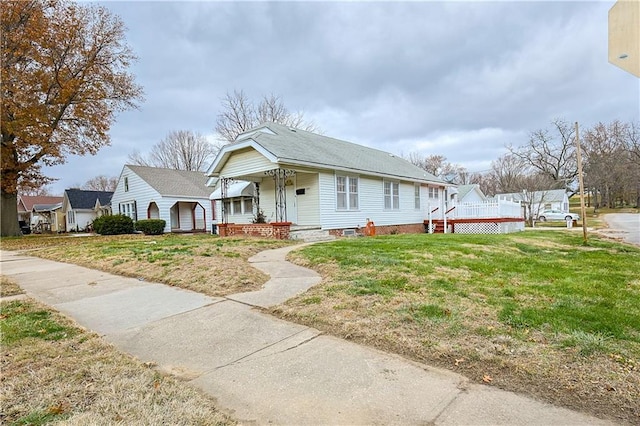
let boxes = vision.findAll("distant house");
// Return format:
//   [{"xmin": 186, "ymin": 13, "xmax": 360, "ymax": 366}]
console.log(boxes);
[
  {"xmin": 17, "ymin": 195, "xmax": 63, "ymax": 228},
  {"xmin": 495, "ymin": 189, "xmax": 569, "ymax": 219},
  {"xmin": 110, "ymin": 165, "xmax": 213, "ymax": 233},
  {"xmin": 62, "ymin": 189, "xmax": 113, "ymax": 232},
  {"xmin": 207, "ymin": 122, "xmax": 448, "ymax": 238},
  {"xmin": 32, "ymin": 202, "xmax": 64, "ymax": 233},
  {"xmin": 455, "ymin": 184, "xmax": 487, "ymax": 204}
]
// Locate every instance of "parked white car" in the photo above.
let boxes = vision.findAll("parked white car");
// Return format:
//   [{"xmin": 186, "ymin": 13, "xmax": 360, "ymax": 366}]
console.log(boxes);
[{"xmin": 537, "ymin": 209, "xmax": 580, "ymax": 222}]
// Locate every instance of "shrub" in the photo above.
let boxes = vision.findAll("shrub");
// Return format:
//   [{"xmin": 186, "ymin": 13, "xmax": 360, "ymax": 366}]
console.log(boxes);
[
  {"xmin": 135, "ymin": 219, "xmax": 166, "ymax": 235},
  {"xmin": 92, "ymin": 214, "xmax": 134, "ymax": 235}
]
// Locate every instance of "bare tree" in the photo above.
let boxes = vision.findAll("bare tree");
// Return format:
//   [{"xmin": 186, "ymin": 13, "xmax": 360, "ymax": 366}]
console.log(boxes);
[
  {"xmin": 408, "ymin": 153, "xmax": 468, "ymax": 184},
  {"xmin": 128, "ymin": 130, "xmax": 217, "ymax": 171},
  {"xmin": 508, "ymin": 119, "xmax": 577, "ymax": 190},
  {"xmin": 82, "ymin": 175, "xmax": 117, "ymax": 191},
  {"xmin": 215, "ymin": 90, "xmax": 318, "ymax": 143},
  {"xmin": 488, "ymin": 154, "xmax": 529, "ymax": 194},
  {"xmin": 583, "ymin": 120, "xmax": 639, "ymax": 208}
]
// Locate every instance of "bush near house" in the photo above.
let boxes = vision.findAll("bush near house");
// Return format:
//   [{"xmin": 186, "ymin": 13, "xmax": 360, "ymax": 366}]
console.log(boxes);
[
  {"xmin": 92, "ymin": 214, "xmax": 134, "ymax": 235},
  {"xmin": 135, "ymin": 219, "xmax": 166, "ymax": 235}
]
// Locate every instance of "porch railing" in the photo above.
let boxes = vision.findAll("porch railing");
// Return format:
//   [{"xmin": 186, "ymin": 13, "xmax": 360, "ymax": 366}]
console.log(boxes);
[{"xmin": 451, "ymin": 200, "xmax": 522, "ymax": 219}]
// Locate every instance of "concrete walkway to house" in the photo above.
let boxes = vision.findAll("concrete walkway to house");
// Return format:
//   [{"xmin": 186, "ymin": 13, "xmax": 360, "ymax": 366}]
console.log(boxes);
[{"xmin": 0, "ymin": 246, "xmax": 613, "ymax": 425}]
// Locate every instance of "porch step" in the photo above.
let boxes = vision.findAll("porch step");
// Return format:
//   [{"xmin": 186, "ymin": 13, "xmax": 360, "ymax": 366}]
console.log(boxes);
[{"xmin": 289, "ymin": 228, "xmax": 336, "ymax": 242}]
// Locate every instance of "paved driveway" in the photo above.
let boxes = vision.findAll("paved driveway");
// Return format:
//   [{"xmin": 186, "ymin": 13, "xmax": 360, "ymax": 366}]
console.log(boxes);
[{"xmin": 602, "ymin": 213, "xmax": 640, "ymax": 246}]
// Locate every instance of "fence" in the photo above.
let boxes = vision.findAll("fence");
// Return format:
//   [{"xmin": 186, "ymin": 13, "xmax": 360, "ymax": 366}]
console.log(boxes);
[{"xmin": 450, "ymin": 200, "xmax": 522, "ymax": 219}]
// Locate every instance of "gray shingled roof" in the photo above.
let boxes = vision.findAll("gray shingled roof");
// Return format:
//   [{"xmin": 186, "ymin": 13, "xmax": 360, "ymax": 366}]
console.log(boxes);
[
  {"xmin": 230, "ymin": 122, "xmax": 443, "ymax": 183},
  {"xmin": 126, "ymin": 165, "xmax": 212, "ymax": 198},
  {"xmin": 65, "ymin": 189, "xmax": 113, "ymax": 209},
  {"xmin": 457, "ymin": 184, "xmax": 477, "ymax": 200}
]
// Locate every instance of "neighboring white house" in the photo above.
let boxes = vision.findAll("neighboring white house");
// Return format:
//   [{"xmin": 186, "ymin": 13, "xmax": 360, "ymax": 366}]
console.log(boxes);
[
  {"xmin": 111, "ymin": 165, "xmax": 213, "ymax": 233},
  {"xmin": 455, "ymin": 184, "xmax": 487, "ymax": 204},
  {"xmin": 62, "ymin": 189, "xmax": 113, "ymax": 232},
  {"xmin": 206, "ymin": 122, "xmax": 449, "ymax": 235},
  {"xmin": 495, "ymin": 189, "xmax": 570, "ymax": 219}
]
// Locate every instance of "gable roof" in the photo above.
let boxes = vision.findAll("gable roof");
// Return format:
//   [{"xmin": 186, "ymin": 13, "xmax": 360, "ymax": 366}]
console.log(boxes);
[
  {"xmin": 32, "ymin": 202, "xmax": 62, "ymax": 213},
  {"xmin": 210, "ymin": 122, "xmax": 444, "ymax": 184},
  {"xmin": 125, "ymin": 165, "xmax": 212, "ymax": 198},
  {"xmin": 457, "ymin": 184, "xmax": 486, "ymax": 201},
  {"xmin": 496, "ymin": 189, "xmax": 567, "ymax": 203},
  {"xmin": 64, "ymin": 189, "xmax": 113, "ymax": 210},
  {"xmin": 18, "ymin": 195, "xmax": 63, "ymax": 212}
]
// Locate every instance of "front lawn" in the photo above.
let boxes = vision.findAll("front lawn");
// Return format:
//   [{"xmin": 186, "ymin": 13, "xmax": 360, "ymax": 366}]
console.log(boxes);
[
  {"xmin": 274, "ymin": 232, "xmax": 640, "ymax": 424},
  {"xmin": 0, "ymin": 234, "xmax": 293, "ymax": 297}
]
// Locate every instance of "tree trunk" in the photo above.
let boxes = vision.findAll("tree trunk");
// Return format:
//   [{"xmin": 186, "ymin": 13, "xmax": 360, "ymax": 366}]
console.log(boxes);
[{"xmin": 1, "ymin": 190, "xmax": 22, "ymax": 237}]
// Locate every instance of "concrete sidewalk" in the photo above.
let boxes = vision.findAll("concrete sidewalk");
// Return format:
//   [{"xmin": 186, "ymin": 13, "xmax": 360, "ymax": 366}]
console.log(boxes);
[{"xmin": 0, "ymin": 247, "xmax": 612, "ymax": 425}]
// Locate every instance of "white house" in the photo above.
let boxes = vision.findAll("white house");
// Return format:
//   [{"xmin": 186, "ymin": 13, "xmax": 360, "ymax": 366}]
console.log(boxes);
[
  {"xmin": 111, "ymin": 165, "xmax": 213, "ymax": 233},
  {"xmin": 62, "ymin": 189, "xmax": 113, "ymax": 232},
  {"xmin": 495, "ymin": 189, "xmax": 570, "ymax": 219},
  {"xmin": 455, "ymin": 184, "xmax": 487, "ymax": 204},
  {"xmin": 206, "ymin": 122, "xmax": 449, "ymax": 237}
]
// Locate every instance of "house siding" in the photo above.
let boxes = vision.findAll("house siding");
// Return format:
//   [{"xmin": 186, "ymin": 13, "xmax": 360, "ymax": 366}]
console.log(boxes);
[
  {"xmin": 319, "ymin": 172, "xmax": 429, "ymax": 230},
  {"xmin": 111, "ymin": 166, "xmax": 211, "ymax": 233},
  {"xmin": 219, "ymin": 148, "xmax": 275, "ymax": 177}
]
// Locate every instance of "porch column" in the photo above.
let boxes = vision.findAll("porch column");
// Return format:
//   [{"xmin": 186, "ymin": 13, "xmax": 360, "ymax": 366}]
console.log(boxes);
[
  {"xmin": 220, "ymin": 177, "xmax": 234, "ymax": 224},
  {"xmin": 265, "ymin": 168, "xmax": 296, "ymax": 223}
]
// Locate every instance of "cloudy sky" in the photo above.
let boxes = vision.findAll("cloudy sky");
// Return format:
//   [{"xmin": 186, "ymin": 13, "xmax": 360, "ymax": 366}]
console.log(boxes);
[{"xmin": 46, "ymin": 0, "xmax": 639, "ymax": 194}]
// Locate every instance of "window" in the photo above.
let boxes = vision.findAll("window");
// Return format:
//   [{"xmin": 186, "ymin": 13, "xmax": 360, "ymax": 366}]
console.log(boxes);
[
  {"xmin": 67, "ymin": 211, "xmax": 75, "ymax": 224},
  {"xmin": 124, "ymin": 177, "xmax": 129, "ymax": 192},
  {"xmin": 414, "ymin": 184, "xmax": 421, "ymax": 209},
  {"xmin": 119, "ymin": 201, "xmax": 137, "ymax": 220},
  {"xmin": 428, "ymin": 187, "xmax": 439, "ymax": 199},
  {"xmin": 336, "ymin": 175, "xmax": 358, "ymax": 210},
  {"xmin": 243, "ymin": 198, "xmax": 253, "ymax": 214},
  {"xmin": 384, "ymin": 181, "xmax": 399, "ymax": 210},
  {"xmin": 223, "ymin": 200, "xmax": 231, "ymax": 215},
  {"xmin": 233, "ymin": 199, "xmax": 242, "ymax": 214}
]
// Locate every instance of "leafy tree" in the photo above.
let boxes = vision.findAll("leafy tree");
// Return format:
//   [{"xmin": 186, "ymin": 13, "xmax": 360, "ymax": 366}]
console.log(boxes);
[
  {"xmin": 215, "ymin": 90, "xmax": 318, "ymax": 143},
  {"xmin": 1, "ymin": 0, "xmax": 143, "ymax": 236},
  {"xmin": 128, "ymin": 130, "xmax": 217, "ymax": 171},
  {"xmin": 82, "ymin": 175, "xmax": 118, "ymax": 192}
]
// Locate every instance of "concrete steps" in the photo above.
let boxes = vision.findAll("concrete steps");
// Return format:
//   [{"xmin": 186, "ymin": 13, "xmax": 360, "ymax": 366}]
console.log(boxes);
[{"xmin": 289, "ymin": 227, "xmax": 336, "ymax": 242}]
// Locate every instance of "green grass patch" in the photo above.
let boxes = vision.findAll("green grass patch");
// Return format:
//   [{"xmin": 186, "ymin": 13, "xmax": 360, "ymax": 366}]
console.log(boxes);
[
  {"xmin": 295, "ymin": 232, "xmax": 640, "ymax": 352},
  {"xmin": 1, "ymin": 301, "xmax": 77, "ymax": 346}
]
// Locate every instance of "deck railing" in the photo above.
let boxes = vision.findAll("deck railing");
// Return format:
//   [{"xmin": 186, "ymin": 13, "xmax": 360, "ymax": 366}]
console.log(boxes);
[{"xmin": 451, "ymin": 200, "xmax": 522, "ymax": 219}]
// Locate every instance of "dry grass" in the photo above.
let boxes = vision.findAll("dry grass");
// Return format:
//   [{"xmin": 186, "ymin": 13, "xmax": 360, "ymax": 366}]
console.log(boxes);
[
  {"xmin": 1, "ymin": 234, "xmax": 293, "ymax": 297},
  {"xmin": 1, "ymin": 296, "xmax": 234, "ymax": 425},
  {"xmin": 273, "ymin": 232, "xmax": 640, "ymax": 425},
  {"xmin": 0, "ymin": 276, "xmax": 23, "ymax": 298}
]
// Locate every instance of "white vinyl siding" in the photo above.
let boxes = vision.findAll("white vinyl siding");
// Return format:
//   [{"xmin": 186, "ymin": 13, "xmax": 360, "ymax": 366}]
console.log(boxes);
[
  {"xmin": 219, "ymin": 148, "xmax": 274, "ymax": 177},
  {"xmin": 111, "ymin": 165, "xmax": 212, "ymax": 233},
  {"xmin": 319, "ymin": 172, "xmax": 430, "ymax": 230}
]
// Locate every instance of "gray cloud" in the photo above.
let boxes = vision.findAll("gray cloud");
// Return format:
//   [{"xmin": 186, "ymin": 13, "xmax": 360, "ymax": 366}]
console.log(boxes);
[{"xmin": 45, "ymin": 0, "xmax": 639, "ymax": 194}]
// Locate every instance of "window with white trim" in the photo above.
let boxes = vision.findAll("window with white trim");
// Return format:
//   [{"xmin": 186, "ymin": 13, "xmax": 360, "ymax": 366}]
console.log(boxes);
[
  {"xmin": 428, "ymin": 187, "xmax": 439, "ymax": 199},
  {"xmin": 414, "ymin": 184, "xmax": 421, "ymax": 209},
  {"xmin": 336, "ymin": 175, "xmax": 358, "ymax": 210},
  {"xmin": 119, "ymin": 201, "xmax": 137, "ymax": 220},
  {"xmin": 384, "ymin": 181, "xmax": 400, "ymax": 210}
]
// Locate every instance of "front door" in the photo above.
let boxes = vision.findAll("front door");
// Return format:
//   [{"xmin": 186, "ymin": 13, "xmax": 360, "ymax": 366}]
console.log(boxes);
[{"xmin": 286, "ymin": 183, "xmax": 298, "ymax": 224}]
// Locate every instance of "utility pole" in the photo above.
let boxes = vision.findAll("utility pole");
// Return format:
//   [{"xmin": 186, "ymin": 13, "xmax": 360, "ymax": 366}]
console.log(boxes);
[{"xmin": 575, "ymin": 122, "xmax": 588, "ymax": 244}]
